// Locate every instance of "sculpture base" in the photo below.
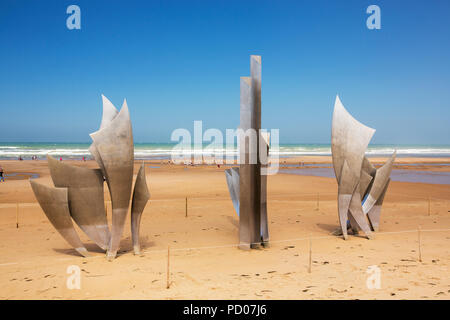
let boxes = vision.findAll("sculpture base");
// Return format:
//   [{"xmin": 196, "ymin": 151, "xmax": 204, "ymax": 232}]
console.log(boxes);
[
  {"xmin": 250, "ymin": 243, "xmax": 262, "ymax": 249},
  {"xmin": 106, "ymin": 250, "xmax": 117, "ymax": 261},
  {"xmin": 75, "ymin": 247, "xmax": 91, "ymax": 258},
  {"xmin": 238, "ymin": 243, "xmax": 251, "ymax": 250}
]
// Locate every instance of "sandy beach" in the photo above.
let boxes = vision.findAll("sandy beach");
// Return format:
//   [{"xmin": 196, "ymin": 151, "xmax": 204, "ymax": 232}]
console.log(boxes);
[{"xmin": 0, "ymin": 156, "xmax": 449, "ymax": 299}]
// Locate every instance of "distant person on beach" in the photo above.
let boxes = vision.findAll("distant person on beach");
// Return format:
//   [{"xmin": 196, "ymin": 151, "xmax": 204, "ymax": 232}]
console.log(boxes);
[
  {"xmin": 59, "ymin": 157, "xmax": 62, "ymax": 161},
  {"xmin": 0, "ymin": 166, "xmax": 4, "ymax": 182},
  {"xmin": 82, "ymin": 156, "xmax": 85, "ymax": 161},
  {"xmin": 18, "ymin": 156, "xmax": 23, "ymax": 161}
]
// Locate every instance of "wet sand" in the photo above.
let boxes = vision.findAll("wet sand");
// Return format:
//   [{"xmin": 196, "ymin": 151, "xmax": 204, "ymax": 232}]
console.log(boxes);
[
  {"xmin": 0, "ymin": 157, "xmax": 449, "ymax": 299},
  {"xmin": 280, "ymin": 167, "xmax": 450, "ymax": 185}
]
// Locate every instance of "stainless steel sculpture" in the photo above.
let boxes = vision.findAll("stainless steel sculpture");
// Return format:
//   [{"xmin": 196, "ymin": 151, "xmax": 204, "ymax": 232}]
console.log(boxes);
[
  {"xmin": 331, "ymin": 95, "xmax": 395, "ymax": 239},
  {"xmin": 30, "ymin": 95, "xmax": 147, "ymax": 260},
  {"xmin": 130, "ymin": 163, "xmax": 150, "ymax": 255},
  {"xmin": 30, "ymin": 180, "xmax": 90, "ymax": 257},
  {"xmin": 225, "ymin": 55, "xmax": 269, "ymax": 250}
]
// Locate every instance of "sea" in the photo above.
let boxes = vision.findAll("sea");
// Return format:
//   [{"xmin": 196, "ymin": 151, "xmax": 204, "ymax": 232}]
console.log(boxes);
[{"xmin": 0, "ymin": 143, "xmax": 450, "ymax": 160}]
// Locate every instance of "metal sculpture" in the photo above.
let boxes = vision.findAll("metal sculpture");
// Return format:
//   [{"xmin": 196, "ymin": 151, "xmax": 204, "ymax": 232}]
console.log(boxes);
[
  {"xmin": 130, "ymin": 162, "xmax": 150, "ymax": 255},
  {"xmin": 30, "ymin": 180, "xmax": 90, "ymax": 257},
  {"xmin": 30, "ymin": 95, "xmax": 149, "ymax": 259},
  {"xmin": 331, "ymin": 95, "xmax": 395, "ymax": 239},
  {"xmin": 225, "ymin": 55, "xmax": 269, "ymax": 250}
]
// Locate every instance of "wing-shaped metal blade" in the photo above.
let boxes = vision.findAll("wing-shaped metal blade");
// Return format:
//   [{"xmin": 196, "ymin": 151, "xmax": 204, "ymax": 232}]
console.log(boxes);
[
  {"xmin": 131, "ymin": 162, "xmax": 150, "ymax": 255},
  {"xmin": 47, "ymin": 155, "xmax": 110, "ymax": 250},
  {"xmin": 225, "ymin": 167, "xmax": 240, "ymax": 216},
  {"xmin": 90, "ymin": 100, "xmax": 134, "ymax": 260},
  {"xmin": 30, "ymin": 180, "xmax": 90, "ymax": 257},
  {"xmin": 363, "ymin": 151, "xmax": 396, "ymax": 214}
]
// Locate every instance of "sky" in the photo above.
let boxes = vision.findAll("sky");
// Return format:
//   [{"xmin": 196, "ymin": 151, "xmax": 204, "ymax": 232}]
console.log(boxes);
[{"xmin": 0, "ymin": 0, "xmax": 449, "ymax": 144}]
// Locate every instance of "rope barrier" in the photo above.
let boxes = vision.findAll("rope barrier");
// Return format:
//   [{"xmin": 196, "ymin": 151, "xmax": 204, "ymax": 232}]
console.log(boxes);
[{"xmin": 0, "ymin": 191, "xmax": 449, "ymax": 208}]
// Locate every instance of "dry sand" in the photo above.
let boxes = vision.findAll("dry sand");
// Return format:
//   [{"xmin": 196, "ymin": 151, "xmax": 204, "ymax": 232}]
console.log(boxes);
[{"xmin": 0, "ymin": 157, "xmax": 449, "ymax": 299}]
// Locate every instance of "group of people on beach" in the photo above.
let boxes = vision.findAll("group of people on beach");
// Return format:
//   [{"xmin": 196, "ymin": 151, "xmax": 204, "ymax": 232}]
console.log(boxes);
[
  {"xmin": 14, "ymin": 155, "xmax": 88, "ymax": 161},
  {"xmin": 17, "ymin": 155, "xmax": 38, "ymax": 160}
]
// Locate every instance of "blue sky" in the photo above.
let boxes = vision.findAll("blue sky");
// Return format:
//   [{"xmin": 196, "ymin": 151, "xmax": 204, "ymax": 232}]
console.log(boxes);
[{"xmin": 0, "ymin": 0, "xmax": 449, "ymax": 144}]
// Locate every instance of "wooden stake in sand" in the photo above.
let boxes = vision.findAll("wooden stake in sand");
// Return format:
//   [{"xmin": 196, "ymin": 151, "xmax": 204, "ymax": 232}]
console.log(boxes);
[
  {"xmin": 418, "ymin": 226, "xmax": 422, "ymax": 262},
  {"xmin": 308, "ymin": 234, "xmax": 312, "ymax": 273},
  {"xmin": 16, "ymin": 203, "xmax": 19, "ymax": 229},
  {"xmin": 166, "ymin": 245, "xmax": 171, "ymax": 289},
  {"xmin": 185, "ymin": 197, "xmax": 188, "ymax": 217},
  {"xmin": 428, "ymin": 197, "xmax": 431, "ymax": 216}
]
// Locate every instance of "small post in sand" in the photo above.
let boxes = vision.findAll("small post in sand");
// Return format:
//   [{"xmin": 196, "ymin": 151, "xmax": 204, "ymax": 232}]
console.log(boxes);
[
  {"xmin": 185, "ymin": 197, "xmax": 188, "ymax": 218},
  {"xmin": 308, "ymin": 234, "xmax": 312, "ymax": 273},
  {"xmin": 418, "ymin": 226, "xmax": 422, "ymax": 262},
  {"xmin": 427, "ymin": 197, "xmax": 431, "ymax": 216},
  {"xmin": 166, "ymin": 245, "xmax": 171, "ymax": 289},
  {"xmin": 16, "ymin": 203, "xmax": 19, "ymax": 229}
]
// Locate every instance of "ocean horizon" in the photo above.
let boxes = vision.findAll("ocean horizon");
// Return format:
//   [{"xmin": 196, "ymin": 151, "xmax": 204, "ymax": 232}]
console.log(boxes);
[{"xmin": 1, "ymin": 142, "xmax": 450, "ymax": 160}]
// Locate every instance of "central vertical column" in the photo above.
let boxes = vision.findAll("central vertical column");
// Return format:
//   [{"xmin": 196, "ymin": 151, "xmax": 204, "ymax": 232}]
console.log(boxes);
[
  {"xmin": 250, "ymin": 55, "xmax": 262, "ymax": 248},
  {"xmin": 238, "ymin": 55, "xmax": 263, "ymax": 250}
]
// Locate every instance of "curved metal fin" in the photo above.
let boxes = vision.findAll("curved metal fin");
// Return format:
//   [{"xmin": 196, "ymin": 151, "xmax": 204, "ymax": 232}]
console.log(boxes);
[
  {"xmin": 30, "ymin": 180, "xmax": 90, "ymax": 257},
  {"xmin": 331, "ymin": 95, "xmax": 376, "ymax": 184},
  {"xmin": 348, "ymin": 189, "xmax": 373, "ymax": 239},
  {"xmin": 367, "ymin": 178, "xmax": 390, "ymax": 231},
  {"xmin": 89, "ymin": 94, "xmax": 119, "ymax": 175},
  {"xmin": 362, "ymin": 156, "xmax": 376, "ymax": 177},
  {"xmin": 225, "ymin": 167, "xmax": 240, "ymax": 216},
  {"xmin": 47, "ymin": 155, "xmax": 110, "ymax": 250},
  {"xmin": 359, "ymin": 169, "xmax": 373, "ymax": 200},
  {"xmin": 337, "ymin": 161, "xmax": 357, "ymax": 240},
  {"xmin": 131, "ymin": 162, "xmax": 150, "ymax": 255},
  {"xmin": 90, "ymin": 100, "xmax": 134, "ymax": 260},
  {"xmin": 99, "ymin": 94, "xmax": 119, "ymax": 129},
  {"xmin": 362, "ymin": 151, "xmax": 396, "ymax": 215}
]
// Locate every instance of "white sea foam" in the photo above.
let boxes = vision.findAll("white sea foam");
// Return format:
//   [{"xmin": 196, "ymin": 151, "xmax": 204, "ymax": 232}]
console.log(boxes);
[{"xmin": 0, "ymin": 143, "xmax": 449, "ymax": 159}]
